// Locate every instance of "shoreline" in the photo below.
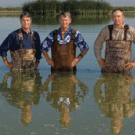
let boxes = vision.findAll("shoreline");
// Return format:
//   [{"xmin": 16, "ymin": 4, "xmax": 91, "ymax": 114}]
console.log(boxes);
[
  {"xmin": 0, "ymin": 10, "xmax": 135, "ymax": 16},
  {"xmin": 0, "ymin": 11, "xmax": 22, "ymax": 16}
]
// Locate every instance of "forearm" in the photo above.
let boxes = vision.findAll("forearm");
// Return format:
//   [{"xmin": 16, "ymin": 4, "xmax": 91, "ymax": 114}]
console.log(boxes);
[
  {"xmin": 94, "ymin": 27, "xmax": 108, "ymax": 60},
  {"xmin": 71, "ymin": 48, "xmax": 89, "ymax": 67},
  {"xmin": 77, "ymin": 48, "xmax": 89, "ymax": 61},
  {"xmin": 2, "ymin": 57, "xmax": 8, "ymax": 66},
  {"xmin": 94, "ymin": 41, "xmax": 103, "ymax": 60},
  {"xmin": 2, "ymin": 56, "xmax": 15, "ymax": 69},
  {"xmin": 42, "ymin": 50, "xmax": 51, "ymax": 60}
]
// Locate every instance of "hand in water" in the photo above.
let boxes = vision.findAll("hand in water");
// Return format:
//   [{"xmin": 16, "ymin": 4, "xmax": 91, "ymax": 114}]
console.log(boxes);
[{"xmin": 125, "ymin": 62, "xmax": 135, "ymax": 70}]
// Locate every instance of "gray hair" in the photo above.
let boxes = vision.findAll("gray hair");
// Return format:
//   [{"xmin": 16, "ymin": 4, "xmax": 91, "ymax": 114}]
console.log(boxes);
[
  {"xmin": 59, "ymin": 12, "xmax": 71, "ymax": 19},
  {"xmin": 20, "ymin": 12, "xmax": 32, "ymax": 20}
]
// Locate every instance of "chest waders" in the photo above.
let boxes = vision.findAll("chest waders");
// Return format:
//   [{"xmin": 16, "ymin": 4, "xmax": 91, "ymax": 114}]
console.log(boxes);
[
  {"xmin": 10, "ymin": 29, "xmax": 36, "ymax": 70},
  {"xmin": 51, "ymin": 29, "xmax": 77, "ymax": 72},
  {"xmin": 105, "ymin": 25, "xmax": 132, "ymax": 73}
]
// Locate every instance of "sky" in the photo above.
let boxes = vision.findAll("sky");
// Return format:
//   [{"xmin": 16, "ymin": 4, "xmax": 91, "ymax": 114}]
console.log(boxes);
[{"xmin": 0, "ymin": 0, "xmax": 135, "ymax": 7}]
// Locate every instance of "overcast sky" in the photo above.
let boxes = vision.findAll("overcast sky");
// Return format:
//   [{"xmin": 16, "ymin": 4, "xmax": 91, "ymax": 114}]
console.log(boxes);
[{"xmin": 0, "ymin": 0, "xmax": 135, "ymax": 7}]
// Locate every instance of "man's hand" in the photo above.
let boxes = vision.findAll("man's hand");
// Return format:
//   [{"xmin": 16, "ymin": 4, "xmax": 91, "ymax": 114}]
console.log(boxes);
[
  {"xmin": 42, "ymin": 50, "xmax": 54, "ymax": 67},
  {"xmin": 125, "ymin": 62, "xmax": 135, "ymax": 70},
  {"xmin": 5, "ymin": 61, "xmax": 15, "ymax": 69},
  {"xmin": 98, "ymin": 59, "xmax": 106, "ymax": 68},
  {"xmin": 2, "ymin": 57, "xmax": 15, "ymax": 69},
  {"xmin": 46, "ymin": 58, "xmax": 54, "ymax": 67},
  {"xmin": 34, "ymin": 62, "xmax": 39, "ymax": 69},
  {"xmin": 71, "ymin": 58, "xmax": 80, "ymax": 67}
]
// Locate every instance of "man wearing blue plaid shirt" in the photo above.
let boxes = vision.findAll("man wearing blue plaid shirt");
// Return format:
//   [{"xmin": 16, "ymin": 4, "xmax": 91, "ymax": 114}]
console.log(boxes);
[{"xmin": 42, "ymin": 12, "xmax": 89, "ymax": 72}]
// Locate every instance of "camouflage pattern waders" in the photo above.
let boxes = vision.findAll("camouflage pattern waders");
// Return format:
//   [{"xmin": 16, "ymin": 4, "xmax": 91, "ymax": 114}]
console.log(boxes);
[
  {"xmin": 105, "ymin": 25, "xmax": 132, "ymax": 73},
  {"xmin": 10, "ymin": 29, "xmax": 36, "ymax": 70}
]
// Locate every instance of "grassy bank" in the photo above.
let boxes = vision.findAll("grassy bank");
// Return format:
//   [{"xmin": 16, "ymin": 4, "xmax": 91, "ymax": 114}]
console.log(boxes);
[
  {"xmin": 0, "ymin": 7, "xmax": 22, "ymax": 11},
  {"xmin": 111, "ymin": 6, "xmax": 135, "ymax": 11}
]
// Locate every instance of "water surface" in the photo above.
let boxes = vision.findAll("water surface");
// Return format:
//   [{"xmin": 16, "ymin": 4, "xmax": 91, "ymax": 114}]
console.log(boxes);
[{"xmin": 0, "ymin": 16, "xmax": 135, "ymax": 135}]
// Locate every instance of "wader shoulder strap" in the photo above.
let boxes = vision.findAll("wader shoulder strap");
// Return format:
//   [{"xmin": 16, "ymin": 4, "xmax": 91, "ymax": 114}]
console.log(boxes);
[
  {"xmin": 18, "ymin": 28, "xmax": 23, "ymax": 49},
  {"xmin": 108, "ymin": 25, "xmax": 113, "ymax": 40},
  {"xmin": 53, "ymin": 29, "xmax": 57, "ymax": 41},
  {"xmin": 18, "ymin": 28, "xmax": 35, "ymax": 49},
  {"xmin": 53, "ymin": 29, "xmax": 76, "ymax": 41},
  {"xmin": 71, "ymin": 29, "xmax": 77, "ymax": 40},
  {"xmin": 30, "ymin": 30, "xmax": 35, "ymax": 49},
  {"xmin": 124, "ymin": 24, "xmax": 129, "ymax": 40},
  {"xmin": 108, "ymin": 24, "xmax": 129, "ymax": 40}
]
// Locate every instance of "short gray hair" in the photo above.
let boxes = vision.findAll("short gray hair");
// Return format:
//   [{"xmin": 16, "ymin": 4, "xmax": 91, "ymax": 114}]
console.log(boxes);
[
  {"xmin": 59, "ymin": 12, "xmax": 71, "ymax": 19},
  {"xmin": 20, "ymin": 12, "xmax": 32, "ymax": 20}
]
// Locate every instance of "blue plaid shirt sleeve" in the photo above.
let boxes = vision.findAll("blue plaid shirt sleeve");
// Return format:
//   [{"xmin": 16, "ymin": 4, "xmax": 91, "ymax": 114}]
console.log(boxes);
[
  {"xmin": 42, "ymin": 31, "xmax": 54, "ymax": 52},
  {"xmin": 74, "ymin": 30, "xmax": 89, "ymax": 51}
]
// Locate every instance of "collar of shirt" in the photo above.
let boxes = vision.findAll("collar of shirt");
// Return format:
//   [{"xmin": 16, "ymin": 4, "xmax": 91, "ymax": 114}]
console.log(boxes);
[
  {"xmin": 21, "ymin": 28, "xmax": 32, "ymax": 35},
  {"xmin": 113, "ymin": 23, "xmax": 125, "ymax": 30},
  {"xmin": 57, "ymin": 27, "xmax": 72, "ymax": 45}
]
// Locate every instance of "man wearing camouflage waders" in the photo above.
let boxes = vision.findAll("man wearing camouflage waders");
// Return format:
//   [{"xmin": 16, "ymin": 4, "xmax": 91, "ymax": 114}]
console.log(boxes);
[
  {"xmin": 94, "ymin": 8, "xmax": 135, "ymax": 73},
  {"xmin": 42, "ymin": 12, "xmax": 89, "ymax": 72},
  {"xmin": 0, "ymin": 12, "xmax": 41, "ymax": 70}
]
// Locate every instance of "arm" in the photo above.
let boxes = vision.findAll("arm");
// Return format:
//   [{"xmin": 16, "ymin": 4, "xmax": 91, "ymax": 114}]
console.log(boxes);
[
  {"xmin": 94, "ymin": 26, "xmax": 108, "ymax": 68},
  {"xmin": 42, "ymin": 74, "xmax": 54, "ymax": 90},
  {"xmin": 0, "ymin": 33, "xmax": 15, "ymax": 69},
  {"xmin": 41, "ymin": 32, "xmax": 54, "ymax": 67},
  {"xmin": 125, "ymin": 27, "xmax": 135, "ymax": 70},
  {"xmin": 71, "ymin": 31, "xmax": 89, "ymax": 67},
  {"xmin": 34, "ymin": 32, "xmax": 42, "ymax": 69},
  {"xmin": 42, "ymin": 50, "xmax": 54, "ymax": 67},
  {"xmin": 2, "ymin": 57, "xmax": 15, "ymax": 69},
  {"xmin": 71, "ymin": 48, "xmax": 89, "ymax": 67}
]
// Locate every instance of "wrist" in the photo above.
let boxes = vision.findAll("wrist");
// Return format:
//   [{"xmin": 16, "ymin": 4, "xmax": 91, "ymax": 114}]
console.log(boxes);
[
  {"xmin": 78, "ymin": 54, "xmax": 83, "ymax": 60},
  {"xmin": 36, "ymin": 60, "xmax": 40, "ymax": 63},
  {"xmin": 79, "ymin": 54, "xmax": 83, "ymax": 58},
  {"xmin": 4, "ymin": 61, "xmax": 8, "ymax": 66},
  {"xmin": 46, "ymin": 58, "xmax": 51, "ymax": 62}
]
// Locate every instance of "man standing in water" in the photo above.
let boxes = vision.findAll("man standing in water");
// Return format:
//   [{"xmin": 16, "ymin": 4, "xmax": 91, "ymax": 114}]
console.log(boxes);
[
  {"xmin": 0, "ymin": 12, "xmax": 41, "ymax": 70},
  {"xmin": 42, "ymin": 12, "xmax": 89, "ymax": 72},
  {"xmin": 94, "ymin": 8, "xmax": 135, "ymax": 73}
]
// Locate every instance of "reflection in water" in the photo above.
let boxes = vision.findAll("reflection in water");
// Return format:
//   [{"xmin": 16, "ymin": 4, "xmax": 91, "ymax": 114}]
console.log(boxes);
[
  {"xmin": 0, "ymin": 70, "xmax": 42, "ymax": 126},
  {"xmin": 94, "ymin": 73, "xmax": 135, "ymax": 134},
  {"xmin": 42, "ymin": 72, "xmax": 89, "ymax": 128},
  {"xmin": 32, "ymin": 15, "xmax": 111, "ymax": 25}
]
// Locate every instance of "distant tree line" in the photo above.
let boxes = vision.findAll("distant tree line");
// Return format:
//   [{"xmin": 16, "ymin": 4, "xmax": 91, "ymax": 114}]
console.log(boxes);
[
  {"xmin": 22, "ymin": 0, "xmax": 111, "ymax": 16},
  {"xmin": 0, "ymin": 7, "xmax": 22, "ymax": 11},
  {"xmin": 32, "ymin": 14, "xmax": 111, "ymax": 25},
  {"xmin": 111, "ymin": 6, "xmax": 135, "ymax": 11}
]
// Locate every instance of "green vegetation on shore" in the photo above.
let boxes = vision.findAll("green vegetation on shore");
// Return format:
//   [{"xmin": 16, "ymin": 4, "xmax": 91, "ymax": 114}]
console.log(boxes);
[
  {"xmin": 0, "ymin": 7, "xmax": 22, "ymax": 11},
  {"xmin": 111, "ymin": 6, "xmax": 135, "ymax": 11},
  {"xmin": 22, "ymin": 0, "xmax": 111, "ymax": 16},
  {"xmin": 32, "ymin": 15, "xmax": 111, "ymax": 25}
]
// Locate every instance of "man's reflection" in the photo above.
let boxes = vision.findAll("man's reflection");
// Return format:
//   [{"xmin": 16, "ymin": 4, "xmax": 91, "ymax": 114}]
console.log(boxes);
[
  {"xmin": 0, "ymin": 70, "xmax": 42, "ymax": 126},
  {"xmin": 94, "ymin": 73, "xmax": 135, "ymax": 134},
  {"xmin": 42, "ymin": 72, "xmax": 89, "ymax": 128}
]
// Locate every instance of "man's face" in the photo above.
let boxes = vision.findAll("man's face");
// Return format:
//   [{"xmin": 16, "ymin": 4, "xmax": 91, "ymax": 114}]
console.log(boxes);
[
  {"xmin": 59, "ymin": 15, "xmax": 71, "ymax": 29},
  {"xmin": 112, "ymin": 10, "xmax": 124, "ymax": 26},
  {"xmin": 21, "ymin": 16, "xmax": 31, "ymax": 30}
]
